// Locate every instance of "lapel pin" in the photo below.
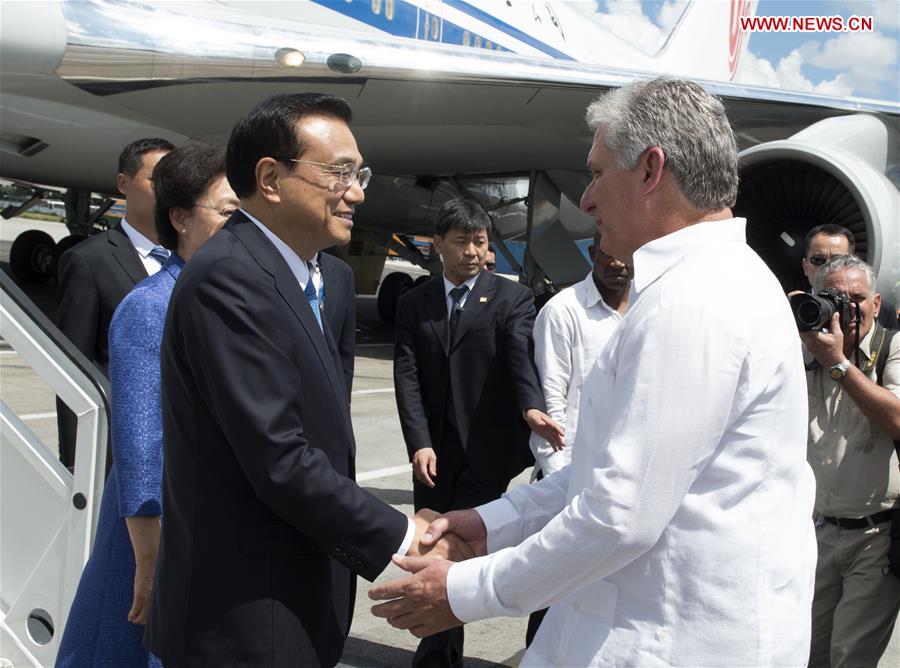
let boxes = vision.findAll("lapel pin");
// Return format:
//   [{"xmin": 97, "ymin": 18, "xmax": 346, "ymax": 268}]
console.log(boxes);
[{"xmin": 480, "ymin": 296, "xmax": 488, "ymax": 303}]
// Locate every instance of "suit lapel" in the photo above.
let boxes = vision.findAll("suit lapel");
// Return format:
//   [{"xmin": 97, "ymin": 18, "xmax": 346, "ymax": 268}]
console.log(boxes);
[
  {"xmin": 450, "ymin": 271, "xmax": 495, "ymax": 352},
  {"xmin": 228, "ymin": 214, "xmax": 344, "ymax": 409},
  {"xmin": 108, "ymin": 224, "xmax": 148, "ymax": 285},
  {"xmin": 426, "ymin": 277, "xmax": 450, "ymax": 356}
]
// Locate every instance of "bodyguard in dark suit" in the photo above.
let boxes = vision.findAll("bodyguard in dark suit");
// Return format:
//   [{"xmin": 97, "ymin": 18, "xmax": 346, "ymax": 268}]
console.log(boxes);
[
  {"xmin": 145, "ymin": 93, "xmax": 465, "ymax": 667},
  {"xmin": 318, "ymin": 251, "xmax": 356, "ymax": 397},
  {"xmin": 393, "ymin": 198, "xmax": 563, "ymax": 667},
  {"xmin": 55, "ymin": 137, "xmax": 174, "ymax": 468}
]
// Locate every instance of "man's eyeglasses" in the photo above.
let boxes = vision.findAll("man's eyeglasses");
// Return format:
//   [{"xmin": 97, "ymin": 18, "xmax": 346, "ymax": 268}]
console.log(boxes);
[
  {"xmin": 195, "ymin": 203, "xmax": 238, "ymax": 218},
  {"xmin": 807, "ymin": 253, "xmax": 847, "ymax": 267},
  {"xmin": 289, "ymin": 160, "xmax": 372, "ymax": 190},
  {"xmin": 485, "ymin": 262, "xmax": 496, "ymax": 270}
]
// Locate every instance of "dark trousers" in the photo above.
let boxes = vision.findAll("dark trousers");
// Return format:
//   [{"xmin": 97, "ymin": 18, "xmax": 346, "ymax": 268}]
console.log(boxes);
[{"xmin": 412, "ymin": 425, "xmax": 508, "ymax": 668}]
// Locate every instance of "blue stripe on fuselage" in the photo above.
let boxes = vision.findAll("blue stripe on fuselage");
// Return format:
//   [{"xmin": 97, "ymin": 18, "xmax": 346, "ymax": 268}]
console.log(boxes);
[
  {"xmin": 443, "ymin": 0, "xmax": 573, "ymax": 60},
  {"xmin": 307, "ymin": 0, "xmax": 571, "ymax": 60}
]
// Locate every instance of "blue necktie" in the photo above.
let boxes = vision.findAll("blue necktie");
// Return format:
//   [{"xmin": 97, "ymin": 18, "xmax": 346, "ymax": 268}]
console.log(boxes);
[
  {"xmin": 149, "ymin": 246, "xmax": 170, "ymax": 265},
  {"xmin": 304, "ymin": 263, "xmax": 323, "ymax": 332}
]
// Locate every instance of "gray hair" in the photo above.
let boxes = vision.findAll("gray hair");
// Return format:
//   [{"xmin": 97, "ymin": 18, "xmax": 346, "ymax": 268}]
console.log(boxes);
[
  {"xmin": 585, "ymin": 78, "xmax": 738, "ymax": 211},
  {"xmin": 813, "ymin": 254, "xmax": 877, "ymax": 292}
]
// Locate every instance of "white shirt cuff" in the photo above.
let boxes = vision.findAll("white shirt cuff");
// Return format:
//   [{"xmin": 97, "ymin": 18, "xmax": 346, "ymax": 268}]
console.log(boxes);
[
  {"xmin": 396, "ymin": 517, "xmax": 416, "ymax": 556},
  {"xmin": 447, "ymin": 556, "xmax": 494, "ymax": 623},
  {"xmin": 476, "ymin": 496, "xmax": 521, "ymax": 554}
]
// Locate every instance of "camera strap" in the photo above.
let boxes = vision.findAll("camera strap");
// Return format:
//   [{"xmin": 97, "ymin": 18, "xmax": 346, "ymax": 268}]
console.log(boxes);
[
  {"xmin": 867, "ymin": 323, "xmax": 894, "ymax": 380},
  {"xmin": 868, "ymin": 324, "xmax": 900, "ymax": 455}
]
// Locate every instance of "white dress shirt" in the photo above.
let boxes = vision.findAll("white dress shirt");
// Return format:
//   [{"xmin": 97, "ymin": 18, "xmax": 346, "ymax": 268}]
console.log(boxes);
[
  {"xmin": 529, "ymin": 273, "xmax": 623, "ymax": 475},
  {"xmin": 447, "ymin": 218, "xmax": 817, "ymax": 666},
  {"xmin": 443, "ymin": 273, "xmax": 480, "ymax": 315},
  {"xmin": 120, "ymin": 218, "xmax": 164, "ymax": 276},
  {"xmin": 244, "ymin": 210, "xmax": 416, "ymax": 556}
]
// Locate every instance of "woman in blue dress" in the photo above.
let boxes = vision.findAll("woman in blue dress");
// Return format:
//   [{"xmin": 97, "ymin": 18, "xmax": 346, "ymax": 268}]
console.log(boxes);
[{"xmin": 57, "ymin": 144, "xmax": 238, "ymax": 667}]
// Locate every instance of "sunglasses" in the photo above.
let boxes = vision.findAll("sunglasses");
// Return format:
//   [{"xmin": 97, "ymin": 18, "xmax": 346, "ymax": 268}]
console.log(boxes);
[{"xmin": 807, "ymin": 253, "xmax": 847, "ymax": 267}]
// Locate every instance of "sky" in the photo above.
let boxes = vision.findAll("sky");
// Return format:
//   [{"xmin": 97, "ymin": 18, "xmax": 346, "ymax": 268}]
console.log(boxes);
[{"xmin": 586, "ymin": 0, "xmax": 900, "ymax": 102}]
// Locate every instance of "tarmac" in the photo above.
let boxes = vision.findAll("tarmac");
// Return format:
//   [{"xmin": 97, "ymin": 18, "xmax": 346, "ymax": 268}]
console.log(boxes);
[{"xmin": 1, "ymin": 219, "xmax": 898, "ymax": 667}]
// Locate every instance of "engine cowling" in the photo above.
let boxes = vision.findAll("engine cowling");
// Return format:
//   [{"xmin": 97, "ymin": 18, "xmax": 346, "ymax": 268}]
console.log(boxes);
[{"xmin": 735, "ymin": 114, "xmax": 899, "ymax": 306}]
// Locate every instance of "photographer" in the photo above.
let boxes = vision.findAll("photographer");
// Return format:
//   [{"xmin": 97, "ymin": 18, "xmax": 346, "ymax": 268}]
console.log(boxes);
[
  {"xmin": 800, "ymin": 255, "xmax": 900, "ymax": 667},
  {"xmin": 799, "ymin": 224, "xmax": 897, "ymax": 328}
]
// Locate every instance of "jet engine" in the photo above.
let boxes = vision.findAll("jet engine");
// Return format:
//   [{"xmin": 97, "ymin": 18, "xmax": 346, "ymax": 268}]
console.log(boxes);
[{"xmin": 735, "ymin": 114, "xmax": 899, "ymax": 305}]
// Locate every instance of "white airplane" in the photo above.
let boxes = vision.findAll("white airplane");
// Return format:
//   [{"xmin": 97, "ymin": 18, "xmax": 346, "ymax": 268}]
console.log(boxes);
[{"xmin": 1, "ymin": 2, "xmax": 898, "ymax": 665}]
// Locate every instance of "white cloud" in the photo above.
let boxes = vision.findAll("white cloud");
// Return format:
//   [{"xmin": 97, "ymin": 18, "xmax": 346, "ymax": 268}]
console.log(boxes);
[
  {"xmin": 738, "ymin": 49, "xmax": 854, "ymax": 97},
  {"xmin": 836, "ymin": 1, "xmax": 900, "ymax": 33},
  {"xmin": 800, "ymin": 31, "xmax": 899, "ymax": 97},
  {"xmin": 567, "ymin": 0, "xmax": 688, "ymax": 54}
]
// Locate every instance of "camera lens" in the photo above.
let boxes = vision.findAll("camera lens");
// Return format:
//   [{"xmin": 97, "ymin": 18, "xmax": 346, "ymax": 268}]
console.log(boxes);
[
  {"xmin": 790, "ymin": 292, "xmax": 837, "ymax": 331},
  {"xmin": 797, "ymin": 301, "xmax": 824, "ymax": 327}
]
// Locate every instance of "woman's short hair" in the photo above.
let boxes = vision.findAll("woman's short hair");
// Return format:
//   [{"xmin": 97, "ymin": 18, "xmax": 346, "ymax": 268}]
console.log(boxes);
[{"xmin": 153, "ymin": 144, "xmax": 227, "ymax": 251}]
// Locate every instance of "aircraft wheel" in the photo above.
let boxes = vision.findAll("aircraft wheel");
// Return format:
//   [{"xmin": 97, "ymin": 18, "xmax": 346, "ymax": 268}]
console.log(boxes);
[
  {"xmin": 377, "ymin": 272, "xmax": 414, "ymax": 325},
  {"xmin": 51, "ymin": 234, "xmax": 88, "ymax": 281},
  {"xmin": 9, "ymin": 230, "xmax": 56, "ymax": 283}
]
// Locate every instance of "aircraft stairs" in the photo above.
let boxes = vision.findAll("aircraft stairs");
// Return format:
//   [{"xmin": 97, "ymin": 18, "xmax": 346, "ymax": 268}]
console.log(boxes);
[{"xmin": 0, "ymin": 271, "xmax": 108, "ymax": 668}]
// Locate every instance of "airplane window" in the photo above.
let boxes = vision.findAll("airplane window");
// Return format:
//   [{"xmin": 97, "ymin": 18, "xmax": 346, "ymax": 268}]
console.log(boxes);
[
  {"xmin": 485, "ymin": 40, "xmax": 492, "ymax": 50},
  {"xmin": 463, "ymin": 31, "xmax": 470, "ymax": 47},
  {"xmin": 474, "ymin": 35, "xmax": 482, "ymax": 48},
  {"xmin": 372, "ymin": 0, "xmax": 381, "ymax": 16},
  {"xmin": 385, "ymin": 0, "xmax": 394, "ymax": 20},
  {"xmin": 431, "ymin": 16, "xmax": 439, "ymax": 39}
]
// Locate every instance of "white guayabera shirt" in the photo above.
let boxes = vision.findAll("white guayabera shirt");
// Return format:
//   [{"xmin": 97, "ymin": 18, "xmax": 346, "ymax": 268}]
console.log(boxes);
[
  {"xmin": 447, "ymin": 218, "xmax": 817, "ymax": 667},
  {"xmin": 529, "ymin": 273, "xmax": 623, "ymax": 476}
]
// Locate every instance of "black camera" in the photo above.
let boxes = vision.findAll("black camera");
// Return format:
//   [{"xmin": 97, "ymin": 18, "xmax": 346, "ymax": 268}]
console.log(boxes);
[{"xmin": 790, "ymin": 288, "xmax": 854, "ymax": 332}]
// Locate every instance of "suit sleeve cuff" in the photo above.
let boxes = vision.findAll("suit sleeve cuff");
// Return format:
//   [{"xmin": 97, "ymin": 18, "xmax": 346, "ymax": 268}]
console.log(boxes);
[
  {"xmin": 447, "ymin": 557, "xmax": 493, "ymax": 623},
  {"xmin": 476, "ymin": 497, "xmax": 522, "ymax": 554},
  {"xmin": 396, "ymin": 517, "xmax": 416, "ymax": 556}
]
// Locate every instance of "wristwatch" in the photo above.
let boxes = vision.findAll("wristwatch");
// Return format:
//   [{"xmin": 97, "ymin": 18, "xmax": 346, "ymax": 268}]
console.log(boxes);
[{"xmin": 829, "ymin": 359, "xmax": 851, "ymax": 382}]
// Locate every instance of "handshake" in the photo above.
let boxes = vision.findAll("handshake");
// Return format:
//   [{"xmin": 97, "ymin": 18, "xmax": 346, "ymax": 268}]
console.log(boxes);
[
  {"xmin": 407, "ymin": 508, "xmax": 481, "ymax": 562},
  {"xmin": 370, "ymin": 507, "xmax": 488, "ymax": 638}
]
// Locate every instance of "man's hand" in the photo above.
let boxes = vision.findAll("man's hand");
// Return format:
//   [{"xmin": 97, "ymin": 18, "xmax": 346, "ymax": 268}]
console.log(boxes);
[
  {"xmin": 408, "ymin": 509, "xmax": 475, "ymax": 561},
  {"xmin": 420, "ymin": 509, "xmax": 488, "ymax": 558},
  {"xmin": 412, "ymin": 448, "xmax": 437, "ymax": 487},
  {"xmin": 524, "ymin": 408, "xmax": 565, "ymax": 451},
  {"xmin": 799, "ymin": 311, "xmax": 846, "ymax": 366},
  {"xmin": 370, "ymin": 555, "xmax": 462, "ymax": 638}
]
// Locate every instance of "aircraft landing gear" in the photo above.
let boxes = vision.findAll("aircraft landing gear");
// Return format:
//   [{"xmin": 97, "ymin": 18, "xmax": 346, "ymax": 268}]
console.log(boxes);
[
  {"xmin": 377, "ymin": 272, "xmax": 414, "ymax": 325},
  {"xmin": 9, "ymin": 230, "xmax": 56, "ymax": 283}
]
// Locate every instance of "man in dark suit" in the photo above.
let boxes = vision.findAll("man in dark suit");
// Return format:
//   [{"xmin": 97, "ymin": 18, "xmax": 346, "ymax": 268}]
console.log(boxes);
[
  {"xmin": 393, "ymin": 198, "xmax": 563, "ymax": 667},
  {"xmin": 146, "ymin": 93, "xmax": 466, "ymax": 667},
  {"xmin": 317, "ymin": 250, "xmax": 356, "ymax": 397},
  {"xmin": 55, "ymin": 137, "xmax": 174, "ymax": 468}
]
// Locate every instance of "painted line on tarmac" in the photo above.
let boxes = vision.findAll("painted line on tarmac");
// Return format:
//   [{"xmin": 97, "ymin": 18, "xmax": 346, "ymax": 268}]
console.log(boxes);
[
  {"xmin": 20, "ymin": 411, "xmax": 56, "ymax": 421},
  {"xmin": 0, "ymin": 350, "xmax": 19, "ymax": 355},
  {"xmin": 351, "ymin": 388, "xmax": 394, "ymax": 396},
  {"xmin": 357, "ymin": 464, "xmax": 409, "ymax": 482}
]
